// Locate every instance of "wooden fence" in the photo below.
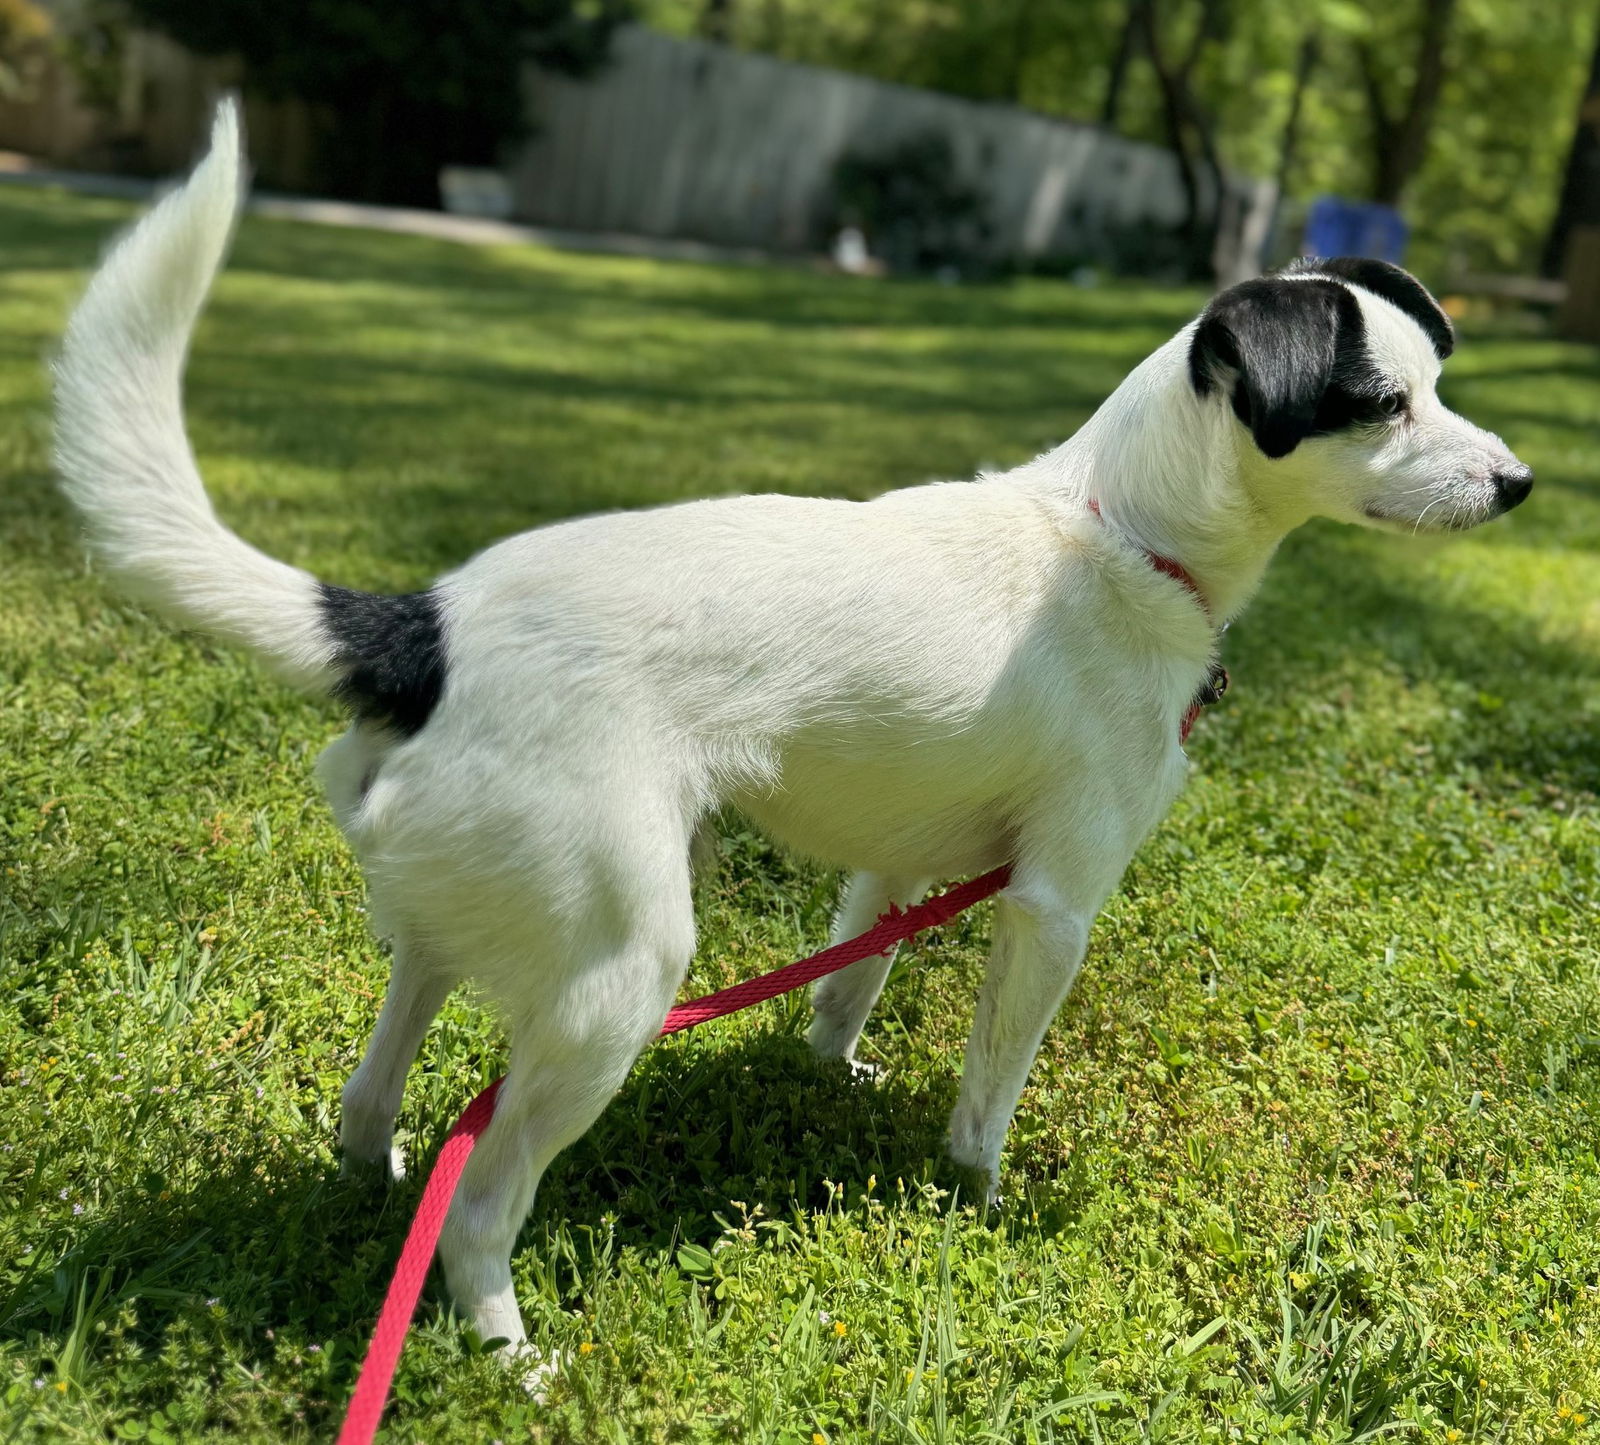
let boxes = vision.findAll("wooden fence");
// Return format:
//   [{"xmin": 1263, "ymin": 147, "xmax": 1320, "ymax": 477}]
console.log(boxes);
[
  {"xmin": 513, "ymin": 26, "xmax": 1247, "ymax": 266},
  {"xmin": 0, "ymin": 20, "xmax": 1267, "ymax": 271}
]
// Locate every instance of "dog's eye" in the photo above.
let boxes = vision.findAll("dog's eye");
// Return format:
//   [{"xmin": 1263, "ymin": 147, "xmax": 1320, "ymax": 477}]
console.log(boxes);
[{"xmin": 1375, "ymin": 392, "xmax": 1408, "ymax": 419}]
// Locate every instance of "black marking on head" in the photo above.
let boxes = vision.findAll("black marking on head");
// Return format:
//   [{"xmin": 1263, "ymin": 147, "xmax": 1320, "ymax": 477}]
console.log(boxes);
[
  {"xmin": 1190, "ymin": 276, "xmax": 1380, "ymax": 458},
  {"xmin": 1288, "ymin": 256, "xmax": 1454, "ymax": 360},
  {"xmin": 319, "ymin": 585, "xmax": 447, "ymax": 737}
]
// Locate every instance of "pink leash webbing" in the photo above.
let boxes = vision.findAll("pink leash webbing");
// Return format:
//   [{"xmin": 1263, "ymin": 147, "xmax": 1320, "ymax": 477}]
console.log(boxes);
[{"xmin": 335, "ymin": 863, "xmax": 1012, "ymax": 1445}]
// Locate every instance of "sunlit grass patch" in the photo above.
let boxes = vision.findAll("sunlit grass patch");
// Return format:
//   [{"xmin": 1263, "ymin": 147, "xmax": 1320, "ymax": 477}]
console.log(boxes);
[{"xmin": 2, "ymin": 186, "xmax": 1598, "ymax": 1441}]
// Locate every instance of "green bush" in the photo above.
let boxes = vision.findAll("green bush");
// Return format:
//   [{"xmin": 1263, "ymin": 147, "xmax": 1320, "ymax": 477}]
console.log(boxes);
[{"xmin": 831, "ymin": 129, "xmax": 992, "ymax": 276}]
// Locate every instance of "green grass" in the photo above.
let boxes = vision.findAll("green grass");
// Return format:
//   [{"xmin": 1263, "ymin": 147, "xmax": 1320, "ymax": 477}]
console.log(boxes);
[{"xmin": 2, "ymin": 184, "xmax": 1599, "ymax": 1444}]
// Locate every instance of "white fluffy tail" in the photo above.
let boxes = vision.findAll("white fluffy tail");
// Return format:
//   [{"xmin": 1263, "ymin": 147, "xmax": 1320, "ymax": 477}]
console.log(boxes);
[{"xmin": 53, "ymin": 99, "xmax": 337, "ymax": 691}]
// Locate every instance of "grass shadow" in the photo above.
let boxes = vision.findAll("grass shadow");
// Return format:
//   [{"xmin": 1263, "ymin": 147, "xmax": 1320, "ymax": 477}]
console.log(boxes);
[
  {"xmin": 0, "ymin": 1031, "xmax": 955, "ymax": 1360},
  {"xmin": 538, "ymin": 1032, "xmax": 958, "ymax": 1251}
]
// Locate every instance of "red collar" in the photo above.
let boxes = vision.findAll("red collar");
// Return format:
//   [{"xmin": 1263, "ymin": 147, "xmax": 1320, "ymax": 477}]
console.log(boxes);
[
  {"xmin": 1086, "ymin": 498, "xmax": 1208, "ymax": 619},
  {"xmin": 1087, "ymin": 498, "xmax": 1226, "ymax": 743}
]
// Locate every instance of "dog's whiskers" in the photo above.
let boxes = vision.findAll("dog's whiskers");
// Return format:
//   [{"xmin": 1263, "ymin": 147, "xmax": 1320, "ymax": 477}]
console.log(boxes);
[{"xmin": 1411, "ymin": 497, "xmax": 1447, "ymax": 534}]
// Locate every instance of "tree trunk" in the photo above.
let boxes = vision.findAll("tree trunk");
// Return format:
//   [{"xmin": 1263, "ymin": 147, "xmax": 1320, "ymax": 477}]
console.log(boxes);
[
  {"xmin": 1136, "ymin": 0, "xmax": 1198, "ymax": 235},
  {"xmin": 1557, "ymin": 227, "xmax": 1600, "ymax": 340},
  {"xmin": 1357, "ymin": 0, "xmax": 1457, "ymax": 207},
  {"xmin": 1217, "ymin": 28, "xmax": 1315, "ymax": 287},
  {"xmin": 1542, "ymin": 7, "xmax": 1600, "ymax": 278},
  {"xmin": 1101, "ymin": 0, "xmax": 1141, "ymax": 127},
  {"xmin": 1003, "ymin": 0, "xmax": 1038, "ymax": 103},
  {"xmin": 1137, "ymin": 0, "xmax": 1228, "ymax": 279},
  {"xmin": 1274, "ymin": 31, "xmax": 1319, "ymax": 195}
]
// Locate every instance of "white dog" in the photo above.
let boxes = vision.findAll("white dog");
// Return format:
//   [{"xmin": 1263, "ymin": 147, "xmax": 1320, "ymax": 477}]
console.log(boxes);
[{"xmin": 54, "ymin": 103, "xmax": 1531, "ymax": 1348}]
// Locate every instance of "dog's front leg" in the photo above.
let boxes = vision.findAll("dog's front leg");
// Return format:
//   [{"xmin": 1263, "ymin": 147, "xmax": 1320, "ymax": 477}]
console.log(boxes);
[
  {"xmin": 945, "ymin": 881, "xmax": 1091, "ymax": 1204},
  {"xmin": 944, "ymin": 771, "xmax": 1168, "ymax": 1205},
  {"xmin": 807, "ymin": 871, "xmax": 930, "ymax": 1068}
]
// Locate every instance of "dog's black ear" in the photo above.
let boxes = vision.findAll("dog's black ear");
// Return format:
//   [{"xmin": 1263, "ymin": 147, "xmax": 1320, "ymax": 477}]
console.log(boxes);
[
  {"xmin": 1292, "ymin": 256, "xmax": 1454, "ymax": 360},
  {"xmin": 1188, "ymin": 278, "xmax": 1363, "ymax": 460}
]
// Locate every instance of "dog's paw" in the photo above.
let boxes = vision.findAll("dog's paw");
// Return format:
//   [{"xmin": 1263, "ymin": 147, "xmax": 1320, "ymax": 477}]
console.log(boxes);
[
  {"xmin": 805, "ymin": 1017, "xmax": 858, "ymax": 1063},
  {"xmin": 806, "ymin": 1031, "xmax": 885, "ymax": 1082},
  {"xmin": 941, "ymin": 1155, "xmax": 1002, "ymax": 1214},
  {"xmin": 338, "ymin": 1144, "xmax": 405, "ymax": 1185},
  {"xmin": 499, "ymin": 1341, "xmax": 563, "ymax": 1402}
]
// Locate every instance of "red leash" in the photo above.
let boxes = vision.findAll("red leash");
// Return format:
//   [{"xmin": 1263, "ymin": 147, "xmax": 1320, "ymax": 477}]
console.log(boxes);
[
  {"xmin": 335, "ymin": 864, "xmax": 1012, "ymax": 1444},
  {"xmin": 336, "ymin": 1080, "xmax": 504, "ymax": 1445}
]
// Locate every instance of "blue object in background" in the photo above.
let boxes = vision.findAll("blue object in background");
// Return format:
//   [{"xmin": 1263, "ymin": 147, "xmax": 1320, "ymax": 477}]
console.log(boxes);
[{"xmin": 1302, "ymin": 196, "xmax": 1408, "ymax": 263}]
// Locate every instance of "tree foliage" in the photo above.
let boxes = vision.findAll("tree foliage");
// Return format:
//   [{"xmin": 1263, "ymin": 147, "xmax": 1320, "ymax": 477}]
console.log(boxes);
[
  {"xmin": 645, "ymin": 0, "xmax": 1599, "ymax": 279},
  {"xmin": 0, "ymin": 0, "xmax": 50, "ymax": 100},
  {"xmin": 121, "ymin": 0, "xmax": 630, "ymax": 205}
]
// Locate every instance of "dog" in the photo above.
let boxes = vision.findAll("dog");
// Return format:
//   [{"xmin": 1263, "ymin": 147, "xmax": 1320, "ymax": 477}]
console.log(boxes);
[{"xmin": 53, "ymin": 102, "xmax": 1532, "ymax": 1350}]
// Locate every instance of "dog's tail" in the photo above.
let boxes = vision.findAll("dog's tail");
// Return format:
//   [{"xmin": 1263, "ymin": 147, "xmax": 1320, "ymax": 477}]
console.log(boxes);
[{"xmin": 53, "ymin": 99, "xmax": 344, "ymax": 695}]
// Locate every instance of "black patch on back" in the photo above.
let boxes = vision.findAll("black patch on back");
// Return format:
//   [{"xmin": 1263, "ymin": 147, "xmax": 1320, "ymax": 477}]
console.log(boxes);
[
  {"xmin": 319, "ymin": 584, "xmax": 447, "ymax": 737},
  {"xmin": 1190, "ymin": 276, "xmax": 1380, "ymax": 458},
  {"xmin": 1289, "ymin": 256, "xmax": 1455, "ymax": 360}
]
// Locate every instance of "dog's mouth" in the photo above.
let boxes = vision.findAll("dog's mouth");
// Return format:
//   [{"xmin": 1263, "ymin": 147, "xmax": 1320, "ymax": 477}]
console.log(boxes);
[{"xmin": 1361, "ymin": 502, "xmax": 1484, "ymax": 534}]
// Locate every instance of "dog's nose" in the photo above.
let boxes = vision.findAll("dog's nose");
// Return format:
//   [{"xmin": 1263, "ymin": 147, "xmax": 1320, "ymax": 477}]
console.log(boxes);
[{"xmin": 1493, "ymin": 462, "xmax": 1534, "ymax": 511}]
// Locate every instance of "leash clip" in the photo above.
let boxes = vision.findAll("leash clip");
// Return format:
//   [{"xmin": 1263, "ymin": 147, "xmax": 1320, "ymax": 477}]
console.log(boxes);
[{"xmin": 1196, "ymin": 664, "xmax": 1230, "ymax": 708}]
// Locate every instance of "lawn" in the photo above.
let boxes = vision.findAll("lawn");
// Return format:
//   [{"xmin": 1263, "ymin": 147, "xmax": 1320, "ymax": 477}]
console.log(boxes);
[{"xmin": 1, "ymin": 184, "xmax": 1599, "ymax": 1445}]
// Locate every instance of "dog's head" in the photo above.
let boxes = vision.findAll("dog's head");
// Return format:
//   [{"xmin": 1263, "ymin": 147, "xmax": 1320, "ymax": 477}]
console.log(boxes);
[{"xmin": 1189, "ymin": 258, "xmax": 1531, "ymax": 532}]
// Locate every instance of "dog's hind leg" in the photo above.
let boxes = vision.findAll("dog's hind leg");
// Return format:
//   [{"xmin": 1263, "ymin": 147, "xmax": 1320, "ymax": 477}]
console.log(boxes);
[
  {"xmin": 807, "ymin": 872, "xmax": 929, "ymax": 1068},
  {"xmin": 340, "ymin": 936, "xmax": 455, "ymax": 1182},
  {"xmin": 437, "ymin": 852, "xmax": 696, "ymax": 1349}
]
